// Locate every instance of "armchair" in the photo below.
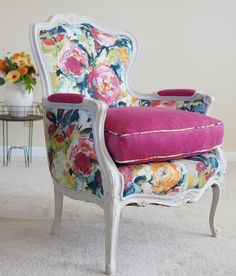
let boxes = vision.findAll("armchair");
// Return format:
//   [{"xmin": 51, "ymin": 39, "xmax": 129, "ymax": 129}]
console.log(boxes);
[{"xmin": 30, "ymin": 14, "xmax": 225, "ymax": 275}]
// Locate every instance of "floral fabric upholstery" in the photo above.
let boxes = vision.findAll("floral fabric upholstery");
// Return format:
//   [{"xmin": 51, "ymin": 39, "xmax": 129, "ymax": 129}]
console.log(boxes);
[
  {"xmin": 39, "ymin": 21, "xmax": 223, "ymax": 200},
  {"xmin": 118, "ymin": 150, "xmax": 223, "ymax": 197},
  {"xmin": 44, "ymin": 105, "xmax": 103, "ymax": 198},
  {"xmin": 139, "ymin": 97, "xmax": 209, "ymax": 114},
  {"xmin": 40, "ymin": 23, "xmax": 138, "ymax": 107}
]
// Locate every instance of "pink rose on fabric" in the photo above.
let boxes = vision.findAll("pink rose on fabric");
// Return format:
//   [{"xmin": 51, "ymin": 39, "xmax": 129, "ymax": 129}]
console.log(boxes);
[
  {"xmin": 48, "ymin": 123, "xmax": 57, "ymax": 135},
  {"xmin": 150, "ymin": 100, "xmax": 176, "ymax": 108},
  {"xmin": 68, "ymin": 135, "xmax": 97, "ymax": 175},
  {"xmin": 71, "ymin": 152, "xmax": 91, "ymax": 175},
  {"xmin": 118, "ymin": 166, "xmax": 134, "ymax": 191},
  {"xmin": 58, "ymin": 44, "xmax": 88, "ymax": 76},
  {"xmin": 196, "ymin": 162, "xmax": 207, "ymax": 173},
  {"xmin": 87, "ymin": 65, "xmax": 121, "ymax": 105},
  {"xmin": 91, "ymin": 28, "xmax": 116, "ymax": 47}
]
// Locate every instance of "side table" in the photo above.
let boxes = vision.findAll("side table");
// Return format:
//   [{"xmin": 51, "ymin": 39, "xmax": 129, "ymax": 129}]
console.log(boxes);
[{"xmin": 0, "ymin": 102, "xmax": 43, "ymax": 167}]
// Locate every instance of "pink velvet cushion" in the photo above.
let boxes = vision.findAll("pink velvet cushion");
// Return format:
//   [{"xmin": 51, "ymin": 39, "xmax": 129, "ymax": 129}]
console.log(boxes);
[
  {"xmin": 104, "ymin": 107, "xmax": 224, "ymax": 164},
  {"xmin": 157, "ymin": 89, "xmax": 196, "ymax": 97},
  {"xmin": 48, "ymin": 93, "xmax": 84, "ymax": 103}
]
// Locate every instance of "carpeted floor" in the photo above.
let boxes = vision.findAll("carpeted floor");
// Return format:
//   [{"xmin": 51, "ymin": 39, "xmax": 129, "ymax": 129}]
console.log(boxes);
[{"xmin": 0, "ymin": 157, "xmax": 235, "ymax": 276}]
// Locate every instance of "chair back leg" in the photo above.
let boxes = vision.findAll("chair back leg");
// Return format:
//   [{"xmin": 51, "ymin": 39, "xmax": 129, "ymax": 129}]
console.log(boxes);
[
  {"xmin": 209, "ymin": 182, "xmax": 222, "ymax": 237},
  {"xmin": 51, "ymin": 185, "xmax": 64, "ymax": 235}
]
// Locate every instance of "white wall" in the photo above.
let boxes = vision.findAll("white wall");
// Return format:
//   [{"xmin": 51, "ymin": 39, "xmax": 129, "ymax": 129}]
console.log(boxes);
[{"xmin": 0, "ymin": 0, "xmax": 235, "ymax": 152}]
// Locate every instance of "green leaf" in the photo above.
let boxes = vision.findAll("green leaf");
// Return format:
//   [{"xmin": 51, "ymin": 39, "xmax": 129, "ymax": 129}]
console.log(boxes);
[
  {"xmin": 80, "ymin": 128, "xmax": 92, "ymax": 134},
  {"xmin": 31, "ymin": 77, "xmax": 37, "ymax": 85},
  {"xmin": 22, "ymin": 74, "xmax": 36, "ymax": 92},
  {"xmin": 5, "ymin": 57, "xmax": 17, "ymax": 71},
  {"xmin": 0, "ymin": 77, "xmax": 5, "ymax": 85}
]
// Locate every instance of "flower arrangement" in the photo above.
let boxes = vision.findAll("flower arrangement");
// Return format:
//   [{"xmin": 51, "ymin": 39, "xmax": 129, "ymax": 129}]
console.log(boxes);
[{"xmin": 0, "ymin": 52, "xmax": 37, "ymax": 92}]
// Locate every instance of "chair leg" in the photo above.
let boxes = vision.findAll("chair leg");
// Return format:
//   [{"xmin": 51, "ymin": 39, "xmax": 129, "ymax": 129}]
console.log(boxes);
[
  {"xmin": 51, "ymin": 186, "xmax": 63, "ymax": 235},
  {"xmin": 209, "ymin": 183, "xmax": 221, "ymax": 237},
  {"xmin": 104, "ymin": 203, "xmax": 121, "ymax": 275}
]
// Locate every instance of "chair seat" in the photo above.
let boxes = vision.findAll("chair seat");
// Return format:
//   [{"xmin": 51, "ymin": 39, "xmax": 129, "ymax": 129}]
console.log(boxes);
[
  {"xmin": 105, "ymin": 106, "xmax": 223, "ymax": 164},
  {"xmin": 118, "ymin": 150, "xmax": 223, "ymax": 197}
]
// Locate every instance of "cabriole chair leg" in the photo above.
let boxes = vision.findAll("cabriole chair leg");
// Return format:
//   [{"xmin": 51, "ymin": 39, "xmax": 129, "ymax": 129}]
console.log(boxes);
[
  {"xmin": 209, "ymin": 183, "xmax": 221, "ymax": 237},
  {"xmin": 104, "ymin": 203, "xmax": 121, "ymax": 275},
  {"xmin": 51, "ymin": 186, "xmax": 64, "ymax": 235}
]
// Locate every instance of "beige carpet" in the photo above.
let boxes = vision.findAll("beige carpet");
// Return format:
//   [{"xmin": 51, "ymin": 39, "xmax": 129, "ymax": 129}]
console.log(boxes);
[{"xmin": 0, "ymin": 157, "xmax": 235, "ymax": 276}]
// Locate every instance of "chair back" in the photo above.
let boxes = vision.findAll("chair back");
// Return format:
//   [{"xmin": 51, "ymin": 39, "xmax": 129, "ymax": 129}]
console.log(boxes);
[{"xmin": 30, "ymin": 14, "xmax": 138, "ymax": 107}]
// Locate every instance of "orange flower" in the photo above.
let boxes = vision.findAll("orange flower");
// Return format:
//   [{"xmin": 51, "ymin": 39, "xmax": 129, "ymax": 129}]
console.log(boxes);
[
  {"xmin": 12, "ymin": 53, "xmax": 21, "ymax": 59},
  {"xmin": 18, "ymin": 66, "xmax": 28, "ymax": 75},
  {"xmin": 151, "ymin": 163, "xmax": 182, "ymax": 194},
  {"xmin": 0, "ymin": 59, "xmax": 7, "ymax": 71}
]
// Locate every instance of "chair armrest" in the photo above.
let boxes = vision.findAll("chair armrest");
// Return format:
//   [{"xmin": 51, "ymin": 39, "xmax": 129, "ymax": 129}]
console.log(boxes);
[
  {"xmin": 156, "ymin": 89, "xmax": 197, "ymax": 99},
  {"xmin": 138, "ymin": 89, "xmax": 213, "ymax": 115},
  {"xmin": 43, "ymin": 93, "xmax": 121, "ymax": 202}
]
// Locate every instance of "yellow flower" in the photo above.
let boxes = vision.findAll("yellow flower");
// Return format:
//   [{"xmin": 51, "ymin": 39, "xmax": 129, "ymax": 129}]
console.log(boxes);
[
  {"xmin": 106, "ymin": 49, "xmax": 119, "ymax": 64},
  {"xmin": 11, "ymin": 52, "xmax": 31, "ymax": 67},
  {"xmin": 118, "ymin": 47, "xmax": 129, "ymax": 66},
  {"xmin": 50, "ymin": 72, "xmax": 59, "ymax": 89},
  {"xmin": 130, "ymin": 96, "xmax": 139, "ymax": 105},
  {"xmin": 65, "ymin": 171, "xmax": 76, "ymax": 189},
  {"xmin": 6, "ymin": 70, "xmax": 21, "ymax": 83},
  {"xmin": 151, "ymin": 163, "xmax": 182, "ymax": 194}
]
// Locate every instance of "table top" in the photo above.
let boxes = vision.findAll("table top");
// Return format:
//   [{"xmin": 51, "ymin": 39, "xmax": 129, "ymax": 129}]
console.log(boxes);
[
  {"xmin": 0, "ymin": 102, "xmax": 43, "ymax": 122},
  {"xmin": 0, "ymin": 114, "xmax": 43, "ymax": 122}
]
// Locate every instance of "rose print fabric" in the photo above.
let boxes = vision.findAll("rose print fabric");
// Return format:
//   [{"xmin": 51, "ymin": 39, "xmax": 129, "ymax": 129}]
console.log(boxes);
[
  {"xmin": 40, "ymin": 23, "xmax": 138, "ymax": 107},
  {"xmin": 118, "ymin": 150, "xmax": 223, "ymax": 197},
  {"xmin": 138, "ymin": 97, "xmax": 209, "ymax": 114},
  {"xmin": 44, "ymin": 105, "xmax": 103, "ymax": 198}
]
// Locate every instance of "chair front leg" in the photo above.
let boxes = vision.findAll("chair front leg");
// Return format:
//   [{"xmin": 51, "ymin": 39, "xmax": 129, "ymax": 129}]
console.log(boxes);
[
  {"xmin": 51, "ymin": 185, "xmax": 64, "ymax": 235},
  {"xmin": 209, "ymin": 182, "xmax": 222, "ymax": 237},
  {"xmin": 104, "ymin": 199, "xmax": 121, "ymax": 275}
]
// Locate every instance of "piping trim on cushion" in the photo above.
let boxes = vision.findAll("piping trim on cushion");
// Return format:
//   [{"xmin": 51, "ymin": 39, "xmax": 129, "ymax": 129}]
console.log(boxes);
[
  {"xmin": 114, "ymin": 145, "xmax": 222, "ymax": 164},
  {"xmin": 106, "ymin": 121, "xmax": 223, "ymax": 137}
]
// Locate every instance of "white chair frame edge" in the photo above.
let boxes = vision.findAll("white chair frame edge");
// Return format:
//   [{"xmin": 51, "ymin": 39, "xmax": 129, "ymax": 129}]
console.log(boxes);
[{"xmin": 30, "ymin": 13, "xmax": 226, "ymax": 275}]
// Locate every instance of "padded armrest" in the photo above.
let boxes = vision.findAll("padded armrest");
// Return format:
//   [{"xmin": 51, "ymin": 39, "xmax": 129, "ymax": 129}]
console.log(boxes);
[
  {"xmin": 157, "ymin": 89, "xmax": 196, "ymax": 98},
  {"xmin": 43, "ymin": 93, "xmax": 120, "ymax": 198},
  {"xmin": 145, "ymin": 89, "xmax": 213, "ymax": 115},
  {"xmin": 47, "ymin": 93, "xmax": 85, "ymax": 104}
]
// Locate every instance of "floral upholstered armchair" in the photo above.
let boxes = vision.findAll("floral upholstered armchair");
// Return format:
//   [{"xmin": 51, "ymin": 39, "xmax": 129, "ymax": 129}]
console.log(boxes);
[{"xmin": 30, "ymin": 14, "xmax": 225, "ymax": 275}]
